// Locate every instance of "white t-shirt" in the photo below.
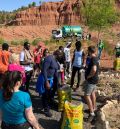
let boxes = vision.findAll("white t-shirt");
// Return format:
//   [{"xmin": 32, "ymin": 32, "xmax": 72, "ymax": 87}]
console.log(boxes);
[
  {"xmin": 64, "ymin": 47, "xmax": 71, "ymax": 62},
  {"xmin": 20, "ymin": 51, "xmax": 33, "ymax": 72}
]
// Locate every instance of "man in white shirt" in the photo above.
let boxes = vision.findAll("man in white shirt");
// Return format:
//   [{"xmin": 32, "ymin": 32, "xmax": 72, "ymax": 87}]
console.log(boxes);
[
  {"xmin": 64, "ymin": 42, "xmax": 72, "ymax": 78},
  {"xmin": 20, "ymin": 42, "xmax": 34, "ymax": 91}
]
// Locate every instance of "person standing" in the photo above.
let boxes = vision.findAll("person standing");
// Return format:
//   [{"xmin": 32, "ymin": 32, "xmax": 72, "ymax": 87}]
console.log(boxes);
[
  {"xmin": 0, "ymin": 71, "xmax": 41, "ymax": 129},
  {"xmin": 8, "ymin": 53, "xmax": 26, "ymax": 86},
  {"xmin": 97, "ymin": 39, "xmax": 104, "ymax": 60},
  {"xmin": 64, "ymin": 42, "xmax": 72, "ymax": 79},
  {"xmin": 54, "ymin": 46, "xmax": 66, "ymax": 84},
  {"xmin": 0, "ymin": 43, "xmax": 10, "ymax": 76},
  {"xmin": 20, "ymin": 42, "xmax": 34, "ymax": 92},
  {"xmin": 115, "ymin": 42, "xmax": 120, "ymax": 58},
  {"xmin": 36, "ymin": 53, "xmax": 59, "ymax": 117},
  {"xmin": 33, "ymin": 43, "xmax": 42, "ymax": 78},
  {"xmin": 71, "ymin": 41, "xmax": 85, "ymax": 91},
  {"xmin": 84, "ymin": 46, "xmax": 99, "ymax": 120}
]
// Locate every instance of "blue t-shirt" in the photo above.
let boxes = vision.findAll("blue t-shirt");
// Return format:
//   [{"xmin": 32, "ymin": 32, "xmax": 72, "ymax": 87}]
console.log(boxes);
[{"xmin": 0, "ymin": 90, "xmax": 32, "ymax": 124}]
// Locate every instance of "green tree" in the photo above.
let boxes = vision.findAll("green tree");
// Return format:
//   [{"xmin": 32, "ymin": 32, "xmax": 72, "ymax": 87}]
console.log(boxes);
[
  {"xmin": 81, "ymin": 0, "xmax": 117, "ymax": 41},
  {"xmin": 31, "ymin": 2, "xmax": 36, "ymax": 7}
]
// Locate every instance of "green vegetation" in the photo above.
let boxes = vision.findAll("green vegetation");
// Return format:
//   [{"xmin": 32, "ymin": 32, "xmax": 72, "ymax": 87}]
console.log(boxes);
[
  {"xmin": 104, "ymin": 40, "xmax": 114, "ymax": 56},
  {"xmin": 32, "ymin": 38, "xmax": 42, "ymax": 46},
  {"xmin": 11, "ymin": 40, "xmax": 19, "ymax": 45},
  {"xmin": 0, "ymin": 1, "xmax": 37, "ymax": 24},
  {"xmin": 0, "ymin": 37, "xmax": 4, "ymax": 44},
  {"xmin": 81, "ymin": 0, "xmax": 117, "ymax": 40}
]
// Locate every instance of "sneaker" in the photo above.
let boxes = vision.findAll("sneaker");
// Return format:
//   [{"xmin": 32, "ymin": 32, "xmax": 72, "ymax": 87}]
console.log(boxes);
[
  {"xmin": 88, "ymin": 113, "xmax": 95, "ymax": 122},
  {"xmin": 44, "ymin": 110, "xmax": 52, "ymax": 117},
  {"xmin": 65, "ymin": 76, "xmax": 67, "ymax": 80},
  {"xmin": 68, "ymin": 74, "xmax": 71, "ymax": 78},
  {"xmin": 73, "ymin": 87, "xmax": 79, "ymax": 92}
]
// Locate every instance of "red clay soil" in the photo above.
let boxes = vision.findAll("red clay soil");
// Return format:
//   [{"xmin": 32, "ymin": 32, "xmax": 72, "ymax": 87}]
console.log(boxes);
[{"xmin": 0, "ymin": 25, "xmax": 58, "ymax": 41}]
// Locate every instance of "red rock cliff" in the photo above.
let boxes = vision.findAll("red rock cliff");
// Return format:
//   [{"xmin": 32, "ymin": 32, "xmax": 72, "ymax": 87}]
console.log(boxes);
[{"xmin": 12, "ymin": 0, "xmax": 82, "ymax": 26}]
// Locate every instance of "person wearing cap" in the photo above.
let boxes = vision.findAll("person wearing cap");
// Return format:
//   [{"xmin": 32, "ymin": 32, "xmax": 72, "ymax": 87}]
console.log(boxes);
[
  {"xmin": 20, "ymin": 42, "xmax": 34, "ymax": 92},
  {"xmin": 33, "ymin": 43, "xmax": 43, "ymax": 78},
  {"xmin": 64, "ymin": 42, "xmax": 72, "ymax": 78}
]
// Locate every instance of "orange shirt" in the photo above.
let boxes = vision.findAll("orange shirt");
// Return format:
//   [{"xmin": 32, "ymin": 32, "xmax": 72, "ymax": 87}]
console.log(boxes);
[{"xmin": 0, "ymin": 50, "xmax": 10, "ymax": 73}]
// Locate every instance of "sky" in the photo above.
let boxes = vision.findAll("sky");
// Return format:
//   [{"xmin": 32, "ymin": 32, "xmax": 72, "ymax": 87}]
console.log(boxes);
[{"xmin": 0, "ymin": 0, "xmax": 62, "ymax": 12}]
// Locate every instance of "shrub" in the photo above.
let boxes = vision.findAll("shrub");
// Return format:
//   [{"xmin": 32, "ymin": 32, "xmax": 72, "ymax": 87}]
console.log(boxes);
[
  {"xmin": 0, "ymin": 37, "xmax": 4, "ymax": 44},
  {"xmin": 104, "ymin": 40, "xmax": 114, "ymax": 56},
  {"xmin": 11, "ymin": 40, "xmax": 19, "ymax": 46},
  {"xmin": 18, "ymin": 39, "xmax": 29, "ymax": 46},
  {"xmin": 44, "ymin": 40, "xmax": 49, "ymax": 45},
  {"xmin": 32, "ymin": 38, "xmax": 42, "ymax": 46}
]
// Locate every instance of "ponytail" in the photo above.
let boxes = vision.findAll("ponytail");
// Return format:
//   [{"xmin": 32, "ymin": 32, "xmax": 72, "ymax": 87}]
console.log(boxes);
[{"xmin": 2, "ymin": 71, "xmax": 22, "ymax": 101}]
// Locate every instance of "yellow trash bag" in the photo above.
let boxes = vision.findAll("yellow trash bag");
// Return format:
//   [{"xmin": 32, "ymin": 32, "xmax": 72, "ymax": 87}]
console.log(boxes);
[
  {"xmin": 114, "ymin": 58, "xmax": 120, "ymax": 70},
  {"xmin": 58, "ymin": 85, "xmax": 72, "ymax": 111},
  {"xmin": 61, "ymin": 101, "xmax": 83, "ymax": 129}
]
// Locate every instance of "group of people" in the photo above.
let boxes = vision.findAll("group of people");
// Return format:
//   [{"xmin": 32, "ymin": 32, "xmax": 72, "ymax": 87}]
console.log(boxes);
[{"xmin": 0, "ymin": 40, "xmax": 99, "ymax": 129}]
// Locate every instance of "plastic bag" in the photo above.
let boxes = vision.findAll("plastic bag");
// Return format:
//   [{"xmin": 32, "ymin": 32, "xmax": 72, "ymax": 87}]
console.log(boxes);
[
  {"xmin": 114, "ymin": 58, "xmax": 120, "ymax": 70},
  {"xmin": 58, "ymin": 85, "xmax": 72, "ymax": 111},
  {"xmin": 61, "ymin": 101, "xmax": 83, "ymax": 129}
]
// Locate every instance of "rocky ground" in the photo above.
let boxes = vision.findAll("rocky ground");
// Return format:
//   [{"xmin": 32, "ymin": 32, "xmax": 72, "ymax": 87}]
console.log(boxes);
[{"xmin": 29, "ymin": 70, "xmax": 120, "ymax": 129}]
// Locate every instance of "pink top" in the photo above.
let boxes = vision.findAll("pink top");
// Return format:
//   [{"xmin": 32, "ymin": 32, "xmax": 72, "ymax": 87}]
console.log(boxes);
[{"xmin": 8, "ymin": 64, "xmax": 26, "ymax": 84}]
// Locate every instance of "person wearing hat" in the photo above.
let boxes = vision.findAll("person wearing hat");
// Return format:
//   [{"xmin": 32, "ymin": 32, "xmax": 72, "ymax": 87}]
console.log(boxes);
[
  {"xmin": 64, "ymin": 42, "xmax": 72, "ymax": 79},
  {"xmin": 33, "ymin": 43, "xmax": 43, "ymax": 78},
  {"xmin": 20, "ymin": 42, "xmax": 34, "ymax": 92}
]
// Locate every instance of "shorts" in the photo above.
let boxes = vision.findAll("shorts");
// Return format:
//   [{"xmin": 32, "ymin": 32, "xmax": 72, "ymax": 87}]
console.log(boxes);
[
  {"xmin": 34, "ymin": 63, "xmax": 40, "ymax": 70},
  {"xmin": 1, "ymin": 121, "xmax": 33, "ymax": 129},
  {"xmin": 84, "ymin": 82, "xmax": 96, "ymax": 96}
]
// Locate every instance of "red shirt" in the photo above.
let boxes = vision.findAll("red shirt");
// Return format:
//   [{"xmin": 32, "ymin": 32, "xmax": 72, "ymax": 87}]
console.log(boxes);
[{"xmin": 33, "ymin": 48, "xmax": 42, "ymax": 64}]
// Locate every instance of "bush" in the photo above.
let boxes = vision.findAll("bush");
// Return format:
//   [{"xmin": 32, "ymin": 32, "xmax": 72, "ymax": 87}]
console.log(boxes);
[
  {"xmin": 18, "ymin": 39, "xmax": 29, "ymax": 46},
  {"xmin": 32, "ymin": 38, "xmax": 42, "ymax": 46},
  {"xmin": 0, "ymin": 37, "xmax": 4, "ymax": 44},
  {"xmin": 104, "ymin": 40, "xmax": 114, "ymax": 56},
  {"xmin": 44, "ymin": 40, "xmax": 49, "ymax": 45},
  {"xmin": 11, "ymin": 40, "xmax": 19, "ymax": 46}
]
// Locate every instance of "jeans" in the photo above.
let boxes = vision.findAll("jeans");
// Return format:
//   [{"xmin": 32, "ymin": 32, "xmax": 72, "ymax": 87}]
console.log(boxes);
[
  {"xmin": 71, "ymin": 66, "xmax": 82, "ymax": 88},
  {"xmin": 41, "ymin": 89, "xmax": 52, "ymax": 111},
  {"xmin": 98, "ymin": 48, "xmax": 103, "ymax": 60},
  {"xmin": 42, "ymin": 77, "xmax": 58, "ymax": 111},
  {"xmin": 65, "ymin": 62, "xmax": 71, "ymax": 76},
  {"xmin": 25, "ymin": 71, "xmax": 33, "ymax": 91}
]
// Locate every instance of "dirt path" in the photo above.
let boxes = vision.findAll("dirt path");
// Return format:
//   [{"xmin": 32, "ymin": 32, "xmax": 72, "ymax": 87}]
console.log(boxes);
[{"xmin": 30, "ymin": 77, "xmax": 102, "ymax": 129}]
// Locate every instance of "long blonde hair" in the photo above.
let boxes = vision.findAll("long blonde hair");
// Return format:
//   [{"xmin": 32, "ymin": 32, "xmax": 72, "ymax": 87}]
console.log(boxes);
[{"xmin": 9, "ymin": 53, "xmax": 19, "ymax": 64}]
